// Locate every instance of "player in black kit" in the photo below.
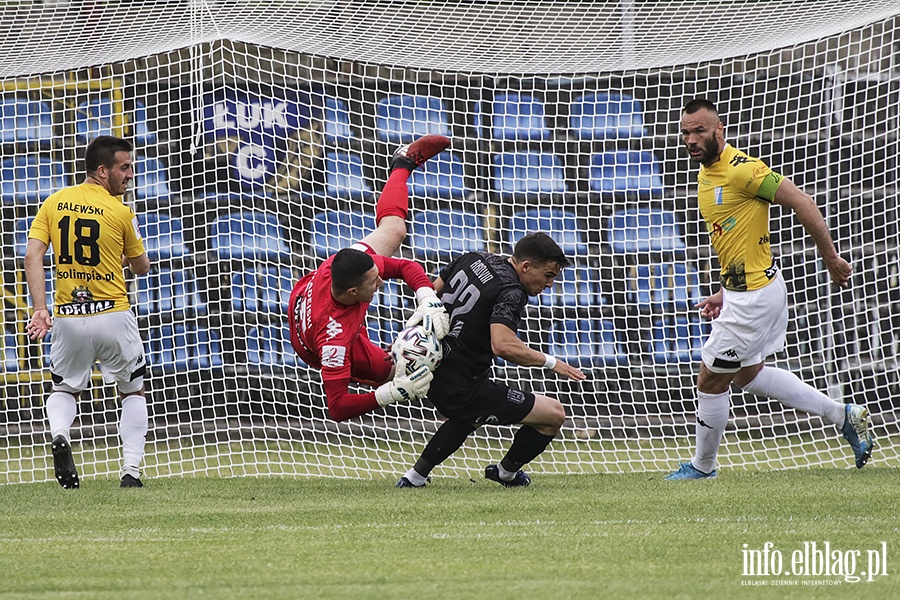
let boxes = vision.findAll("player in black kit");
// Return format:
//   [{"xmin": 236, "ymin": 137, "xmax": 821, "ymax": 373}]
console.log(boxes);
[{"xmin": 396, "ymin": 232, "xmax": 586, "ymax": 488}]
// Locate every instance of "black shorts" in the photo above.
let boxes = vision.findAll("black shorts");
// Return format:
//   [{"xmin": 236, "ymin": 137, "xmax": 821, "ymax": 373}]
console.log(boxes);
[{"xmin": 428, "ymin": 375, "xmax": 536, "ymax": 425}]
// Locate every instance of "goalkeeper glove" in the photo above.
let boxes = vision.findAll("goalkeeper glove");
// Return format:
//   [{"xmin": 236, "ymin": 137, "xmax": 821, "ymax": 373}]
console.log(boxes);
[
  {"xmin": 374, "ymin": 364, "xmax": 434, "ymax": 407},
  {"xmin": 407, "ymin": 288, "xmax": 450, "ymax": 339}
]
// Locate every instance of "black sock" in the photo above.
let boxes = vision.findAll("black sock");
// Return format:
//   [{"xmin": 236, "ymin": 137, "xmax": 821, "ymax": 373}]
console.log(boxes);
[
  {"xmin": 414, "ymin": 420, "xmax": 478, "ymax": 477},
  {"xmin": 499, "ymin": 426, "xmax": 556, "ymax": 473}
]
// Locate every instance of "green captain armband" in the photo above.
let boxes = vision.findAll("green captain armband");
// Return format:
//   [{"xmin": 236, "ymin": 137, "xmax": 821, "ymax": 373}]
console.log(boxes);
[{"xmin": 756, "ymin": 171, "xmax": 784, "ymax": 202}]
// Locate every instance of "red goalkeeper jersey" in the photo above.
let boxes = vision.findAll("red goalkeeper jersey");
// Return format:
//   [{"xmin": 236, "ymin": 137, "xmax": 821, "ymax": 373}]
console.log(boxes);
[{"xmin": 287, "ymin": 243, "xmax": 432, "ymax": 420}]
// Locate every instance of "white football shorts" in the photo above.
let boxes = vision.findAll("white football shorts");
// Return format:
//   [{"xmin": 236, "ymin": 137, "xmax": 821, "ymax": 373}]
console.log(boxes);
[
  {"xmin": 701, "ymin": 271, "xmax": 788, "ymax": 374},
  {"xmin": 49, "ymin": 310, "xmax": 146, "ymax": 394}
]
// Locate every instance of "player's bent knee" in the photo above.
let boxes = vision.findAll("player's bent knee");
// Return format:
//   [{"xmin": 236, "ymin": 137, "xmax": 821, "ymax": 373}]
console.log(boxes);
[
  {"xmin": 118, "ymin": 387, "xmax": 145, "ymax": 400},
  {"xmin": 529, "ymin": 394, "xmax": 565, "ymax": 431},
  {"xmin": 697, "ymin": 362, "xmax": 736, "ymax": 395},
  {"xmin": 360, "ymin": 215, "xmax": 408, "ymax": 257},
  {"xmin": 377, "ymin": 216, "xmax": 407, "ymax": 245}
]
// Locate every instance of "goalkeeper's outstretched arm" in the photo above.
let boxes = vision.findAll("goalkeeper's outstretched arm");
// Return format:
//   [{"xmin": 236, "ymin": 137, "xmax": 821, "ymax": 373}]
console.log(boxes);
[
  {"xmin": 379, "ymin": 256, "xmax": 450, "ymax": 338},
  {"xmin": 322, "ymin": 366, "xmax": 434, "ymax": 421}
]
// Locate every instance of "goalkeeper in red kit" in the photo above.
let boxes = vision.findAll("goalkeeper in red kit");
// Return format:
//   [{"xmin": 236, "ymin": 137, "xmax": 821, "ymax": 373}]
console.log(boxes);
[{"xmin": 288, "ymin": 135, "xmax": 452, "ymax": 421}]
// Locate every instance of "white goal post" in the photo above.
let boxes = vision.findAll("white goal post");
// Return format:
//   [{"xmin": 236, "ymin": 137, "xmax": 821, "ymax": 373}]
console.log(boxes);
[{"xmin": 1, "ymin": 0, "xmax": 898, "ymax": 484}]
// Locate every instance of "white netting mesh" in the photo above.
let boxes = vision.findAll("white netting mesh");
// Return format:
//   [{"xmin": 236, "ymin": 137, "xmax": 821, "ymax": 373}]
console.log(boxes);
[
  {"xmin": 1, "ymin": 0, "xmax": 898, "ymax": 484},
  {"xmin": 2, "ymin": 0, "xmax": 900, "ymax": 75}
]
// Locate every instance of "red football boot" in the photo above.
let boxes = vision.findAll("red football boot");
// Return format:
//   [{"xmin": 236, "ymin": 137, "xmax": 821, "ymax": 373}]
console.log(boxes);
[{"xmin": 390, "ymin": 134, "xmax": 451, "ymax": 172}]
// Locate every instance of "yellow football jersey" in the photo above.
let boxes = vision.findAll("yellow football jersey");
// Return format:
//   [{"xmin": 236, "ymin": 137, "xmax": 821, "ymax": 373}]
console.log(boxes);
[
  {"xmin": 697, "ymin": 144, "xmax": 785, "ymax": 291},
  {"xmin": 29, "ymin": 183, "xmax": 146, "ymax": 316}
]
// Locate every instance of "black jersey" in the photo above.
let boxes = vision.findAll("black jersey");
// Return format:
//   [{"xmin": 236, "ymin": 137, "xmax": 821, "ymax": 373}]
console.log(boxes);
[{"xmin": 435, "ymin": 251, "xmax": 528, "ymax": 383}]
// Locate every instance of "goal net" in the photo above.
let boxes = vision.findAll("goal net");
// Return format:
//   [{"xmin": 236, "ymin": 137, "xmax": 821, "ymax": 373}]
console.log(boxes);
[{"xmin": 2, "ymin": 0, "xmax": 898, "ymax": 484}]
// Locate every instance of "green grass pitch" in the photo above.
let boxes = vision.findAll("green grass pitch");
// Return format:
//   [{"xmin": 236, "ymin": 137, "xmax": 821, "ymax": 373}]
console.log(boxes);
[{"xmin": 0, "ymin": 469, "xmax": 896, "ymax": 599}]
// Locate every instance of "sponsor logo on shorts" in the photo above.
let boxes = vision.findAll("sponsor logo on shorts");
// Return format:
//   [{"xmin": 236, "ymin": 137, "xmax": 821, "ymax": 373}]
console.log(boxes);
[
  {"xmin": 712, "ymin": 350, "xmax": 741, "ymax": 369},
  {"xmin": 507, "ymin": 389, "xmax": 525, "ymax": 405},
  {"xmin": 476, "ymin": 414, "xmax": 500, "ymax": 425},
  {"xmin": 321, "ymin": 345, "xmax": 346, "ymax": 368}
]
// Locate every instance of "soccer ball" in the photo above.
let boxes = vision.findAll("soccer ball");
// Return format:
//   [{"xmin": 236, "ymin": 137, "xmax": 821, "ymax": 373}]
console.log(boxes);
[{"xmin": 391, "ymin": 324, "xmax": 443, "ymax": 375}]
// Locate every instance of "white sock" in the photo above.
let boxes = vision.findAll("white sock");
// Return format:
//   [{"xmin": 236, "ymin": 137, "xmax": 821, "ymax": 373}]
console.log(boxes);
[
  {"xmin": 403, "ymin": 468, "xmax": 428, "ymax": 487},
  {"xmin": 496, "ymin": 463, "xmax": 517, "ymax": 481},
  {"xmin": 692, "ymin": 391, "xmax": 730, "ymax": 474},
  {"xmin": 740, "ymin": 366, "xmax": 845, "ymax": 426},
  {"xmin": 120, "ymin": 395, "xmax": 148, "ymax": 478},
  {"xmin": 46, "ymin": 391, "xmax": 78, "ymax": 441}
]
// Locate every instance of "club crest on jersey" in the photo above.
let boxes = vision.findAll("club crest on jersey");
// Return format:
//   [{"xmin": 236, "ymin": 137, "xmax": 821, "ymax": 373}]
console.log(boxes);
[{"xmin": 71, "ymin": 286, "xmax": 93, "ymax": 303}]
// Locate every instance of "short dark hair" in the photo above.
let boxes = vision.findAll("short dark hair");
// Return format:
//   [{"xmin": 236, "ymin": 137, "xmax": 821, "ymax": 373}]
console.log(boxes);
[
  {"xmin": 512, "ymin": 232, "xmax": 570, "ymax": 268},
  {"xmin": 683, "ymin": 98, "xmax": 719, "ymax": 117},
  {"xmin": 331, "ymin": 248, "xmax": 375, "ymax": 292},
  {"xmin": 84, "ymin": 136, "xmax": 134, "ymax": 173}
]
